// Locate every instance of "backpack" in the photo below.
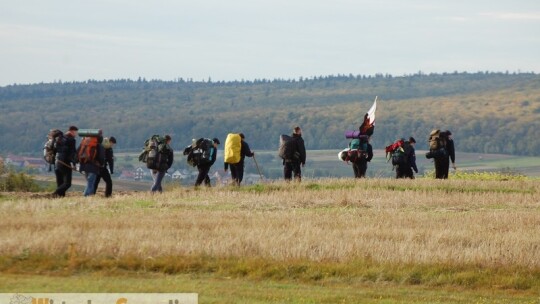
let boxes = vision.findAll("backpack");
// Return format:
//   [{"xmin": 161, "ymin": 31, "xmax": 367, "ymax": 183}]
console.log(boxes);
[
  {"xmin": 102, "ymin": 137, "xmax": 112, "ymax": 149},
  {"xmin": 385, "ymin": 139, "xmax": 405, "ymax": 165},
  {"xmin": 279, "ymin": 134, "xmax": 298, "ymax": 160},
  {"xmin": 224, "ymin": 133, "xmax": 242, "ymax": 164},
  {"xmin": 185, "ymin": 138, "xmax": 214, "ymax": 167},
  {"xmin": 140, "ymin": 135, "xmax": 170, "ymax": 170},
  {"xmin": 78, "ymin": 137, "xmax": 99, "ymax": 164},
  {"xmin": 391, "ymin": 141, "xmax": 410, "ymax": 166},
  {"xmin": 43, "ymin": 129, "xmax": 64, "ymax": 165},
  {"xmin": 427, "ymin": 130, "xmax": 448, "ymax": 159}
]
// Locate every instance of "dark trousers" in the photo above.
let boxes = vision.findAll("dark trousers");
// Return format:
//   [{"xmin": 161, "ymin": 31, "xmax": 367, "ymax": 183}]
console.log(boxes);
[
  {"xmin": 352, "ymin": 160, "xmax": 367, "ymax": 178},
  {"xmin": 195, "ymin": 165, "xmax": 211, "ymax": 187},
  {"xmin": 94, "ymin": 167, "xmax": 113, "ymax": 197},
  {"xmin": 54, "ymin": 165, "xmax": 72, "ymax": 197},
  {"xmin": 230, "ymin": 163, "xmax": 245, "ymax": 185},
  {"xmin": 396, "ymin": 166, "xmax": 414, "ymax": 179},
  {"xmin": 434, "ymin": 157, "xmax": 449, "ymax": 179},
  {"xmin": 284, "ymin": 161, "xmax": 302, "ymax": 181}
]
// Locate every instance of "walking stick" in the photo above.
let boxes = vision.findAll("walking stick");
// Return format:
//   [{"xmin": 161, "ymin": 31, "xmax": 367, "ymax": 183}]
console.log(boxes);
[
  {"xmin": 252, "ymin": 155, "xmax": 264, "ymax": 181},
  {"xmin": 56, "ymin": 160, "xmax": 84, "ymax": 175}
]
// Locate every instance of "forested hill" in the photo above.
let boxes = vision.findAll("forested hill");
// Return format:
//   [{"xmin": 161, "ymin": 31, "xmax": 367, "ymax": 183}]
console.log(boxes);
[{"xmin": 1, "ymin": 72, "xmax": 540, "ymax": 156}]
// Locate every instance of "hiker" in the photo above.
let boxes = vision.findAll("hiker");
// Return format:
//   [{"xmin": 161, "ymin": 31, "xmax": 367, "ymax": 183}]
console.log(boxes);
[
  {"xmin": 52, "ymin": 126, "xmax": 78, "ymax": 197},
  {"xmin": 224, "ymin": 133, "xmax": 254, "ymax": 186},
  {"xmin": 195, "ymin": 138, "xmax": 220, "ymax": 187},
  {"xmin": 78, "ymin": 136, "xmax": 105, "ymax": 197},
  {"xmin": 283, "ymin": 126, "xmax": 306, "ymax": 182},
  {"xmin": 351, "ymin": 136, "xmax": 373, "ymax": 178},
  {"xmin": 434, "ymin": 130, "xmax": 456, "ymax": 179},
  {"xmin": 94, "ymin": 136, "xmax": 116, "ymax": 197},
  {"xmin": 151, "ymin": 135, "xmax": 174, "ymax": 193},
  {"xmin": 395, "ymin": 137, "xmax": 418, "ymax": 179}
]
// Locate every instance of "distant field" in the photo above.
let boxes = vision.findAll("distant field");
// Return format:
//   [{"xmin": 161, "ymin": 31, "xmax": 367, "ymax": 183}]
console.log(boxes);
[
  {"xmin": 113, "ymin": 149, "xmax": 540, "ymax": 183},
  {"xmin": 1, "ymin": 178, "xmax": 539, "ymax": 303}
]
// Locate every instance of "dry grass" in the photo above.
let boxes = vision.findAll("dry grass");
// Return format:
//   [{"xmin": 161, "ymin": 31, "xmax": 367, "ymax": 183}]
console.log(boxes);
[{"xmin": 1, "ymin": 179, "xmax": 539, "ymax": 271}]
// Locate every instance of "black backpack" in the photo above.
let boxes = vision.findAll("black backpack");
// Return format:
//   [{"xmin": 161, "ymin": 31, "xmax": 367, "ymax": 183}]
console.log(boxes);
[
  {"xmin": 43, "ymin": 129, "xmax": 64, "ymax": 165},
  {"xmin": 185, "ymin": 138, "xmax": 214, "ymax": 167},
  {"xmin": 278, "ymin": 135, "xmax": 299, "ymax": 160}
]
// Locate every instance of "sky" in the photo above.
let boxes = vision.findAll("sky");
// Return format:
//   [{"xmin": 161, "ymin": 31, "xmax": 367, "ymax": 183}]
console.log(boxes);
[{"xmin": 1, "ymin": 0, "xmax": 539, "ymax": 86}]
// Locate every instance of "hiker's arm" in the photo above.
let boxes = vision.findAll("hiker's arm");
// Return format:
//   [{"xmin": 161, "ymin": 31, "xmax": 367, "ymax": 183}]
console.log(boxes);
[
  {"xmin": 167, "ymin": 150, "xmax": 174, "ymax": 169},
  {"xmin": 109, "ymin": 149, "xmax": 115, "ymax": 174},
  {"xmin": 448, "ymin": 140, "xmax": 456, "ymax": 163},
  {"xmin": 243, "ymin": 142, "xmax": 254, "ymax": 157},
  {"xmin": 411, "ymin": 151, "xmax": 418, "ymax": 173},
  {"xmin": 366, "ymin": 144, "xmax": 373, "ymax": 162},
  {"xmin": 299, "ymin": 139, "xmax": 306, "ymax": 165}
]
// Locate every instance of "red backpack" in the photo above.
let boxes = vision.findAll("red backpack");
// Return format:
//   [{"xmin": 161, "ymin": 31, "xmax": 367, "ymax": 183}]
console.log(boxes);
[{"xmin": 78, "ymin": 137, "xmax": 99, "ymax": 164}]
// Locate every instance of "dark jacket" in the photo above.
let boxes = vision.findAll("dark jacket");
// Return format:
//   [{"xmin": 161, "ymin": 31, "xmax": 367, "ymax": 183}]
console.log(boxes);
[
  {"xmin": 159, "ymin": 144, "xmax": 174, "ymax": 172},
  {"xmin": 408, "ymin": 144, "xmax": 418, "ymax": 173},
  {"xmin": 55, "ymin": 131, "xmax": 77, "ymax": 166},
  {"xmin": 79, "ymin": 144, "xmax": 105, "ymax": 175},
  {"xmin": 292, "ymin": 133, "xmax": 306, "ymax": 165},
  {"xmin": 202, "ymin": 146, "xmax": 217, "ymax": 168},
  {"xmin": 446, "ymin": 139, "xmax": 455, "ymax": 163},
  {"xmin": 224, "ymin": 140, "xmax": 253, "ymax": 170},
  {"xmin": 103, "ymin": 147, "xmax": 115, "ymax": 174},
  {"xmin": 365, "ymin": 143, "xmax": 374, "ymax": 162}
]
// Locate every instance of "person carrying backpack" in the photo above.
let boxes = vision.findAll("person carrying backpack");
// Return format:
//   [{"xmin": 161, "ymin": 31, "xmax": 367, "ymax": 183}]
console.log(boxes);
[
  {"xmin": 433, "ymin": 130, "xmax": 456, "ymax": 179},
  {"xmin": 195, "ymin": 138, "xmax": 220, "ymax": 187},
  {"xmin": 78, "ymin": 135, "xmax": 105, "ymax": 197},
  {"xmin": 94, "ymin": 136, "xmax": 116, "ymax": 197},
  {"xmin": 282, "ymin": 126, "xmax": 306, "ymax": 182},
  {"xmin": 224, "ymin": 133, "xmax": 253, "ymax": 186},
  {"xmin": 351, "ymin": 136, "xmax": 373, "ymax": 178},
  {"xmin": 395, "ymin": 137, "xmax": 418, "ymax": 179},
  {"xmin": 149, "ymin": 135, "xmax": 174, "ymax": 193},
  {"xmin": 52, "ymin": 126, "xmax": 78, "ymax": 197}
]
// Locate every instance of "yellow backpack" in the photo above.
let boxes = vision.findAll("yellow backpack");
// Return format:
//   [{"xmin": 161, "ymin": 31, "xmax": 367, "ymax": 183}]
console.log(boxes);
[{"xmin": 224, "ymin": 133, "xmax": 242, "ymax": 164}]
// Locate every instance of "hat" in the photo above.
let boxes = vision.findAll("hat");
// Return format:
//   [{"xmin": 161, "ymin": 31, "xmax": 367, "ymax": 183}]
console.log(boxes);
[
  {"xmin": 445, "ymin": 130, "xmax": 452, "ymax": 136},
  {"xmin": 109, "ymin": 136, "xmax": 117, "ymax": 144},
  {"xmin": 69, "ymin": 126, "xmax": 79, "ymax": 131},
  {"xmin": 212, "ymin": 138, "xmax": 220, "ymax": 144},
  {"xmin": 409, "ymin": 137, "xmax": 416, "ymax": 143}
]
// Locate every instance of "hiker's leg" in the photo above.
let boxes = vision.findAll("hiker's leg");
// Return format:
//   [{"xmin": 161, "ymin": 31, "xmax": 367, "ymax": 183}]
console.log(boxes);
[
  {"xmin": 56, "ymin": 166, "xmax": 71, "ymax": 196},
  {"xmin": 195, "ymin": 166, "xmax": 207, "ymax": 186},
  {"xmin": 237, "ymin": 164, "xmax": 244, "ymax": 185},
  {"xmin": 352, "ymin": 162, "xmax": 360, "ymax": 178},
  {"xmin": 284, "ymin": 162, "xmax": 293, "ymax": 180},
  {"xmin": 84, "ymin": 173, "xmax": 97, "ymax": 196},
  {"xmin": 101, "ymin": 168, "xmax": 113, "ymax": 197},
  {"xmin": 94, "ymin": 172, "xmax": 102, "ymax": 193},
  {"xmin": 293, "ymin": 162, "xmax": 302, "ymax": 181},
  {"xmin": 358, "ymin": 161, "xmax": 367, "ymax": 178},
  {"xmin": 151, "ymin": 170, "xmax": 161, "ymax": 192}
]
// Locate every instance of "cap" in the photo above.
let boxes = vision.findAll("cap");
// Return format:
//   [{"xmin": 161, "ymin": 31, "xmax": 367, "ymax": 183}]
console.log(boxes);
[
  {"xmin": 69, "ymin": 126, "xmax": 79, "ymax": 131},
  {"xmin": 212, "ymin": 138, "xmax": 220, "ymax": 144},
  {"xmin": 445, "ymin": 130, "xmax": 452, "ymax": 136},
  {"xmin": 409, "ymin": 136, "xmax": 416, "ymax": 143},
  {"xmin": 109, "ymin": 136, "xmax": 117, "ymax": 144}
]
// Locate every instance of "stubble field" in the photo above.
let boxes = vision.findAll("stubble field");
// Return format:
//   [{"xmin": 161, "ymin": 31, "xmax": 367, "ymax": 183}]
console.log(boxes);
[{"xmin": 1, "ymin": 178, "xmax": 539, "ymax": 303}]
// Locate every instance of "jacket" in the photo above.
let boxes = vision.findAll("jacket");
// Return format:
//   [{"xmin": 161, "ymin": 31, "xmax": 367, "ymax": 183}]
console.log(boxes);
[
  {"xmin": 103, "ymin": 147, "xmax": 115, "ymax": 173},
  {"xmin": 292, "ymin": 133, "xmax": 306, "ymax": 165},
  {"xmin": 159, "ymin": 144, "xmax": 174, "ymax": 172},
  {"xmin": 55, "ymin": 131, "xmax": 77, "ymax": 167}
]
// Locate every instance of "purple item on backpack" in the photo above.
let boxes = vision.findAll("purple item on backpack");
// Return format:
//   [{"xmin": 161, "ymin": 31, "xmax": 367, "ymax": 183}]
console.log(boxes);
[{"xmin": 345, "ymin": 130, "xmax": 361, "ymax": 139}]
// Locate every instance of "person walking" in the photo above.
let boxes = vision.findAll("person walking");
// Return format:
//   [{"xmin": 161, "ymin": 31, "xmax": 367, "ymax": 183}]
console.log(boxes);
[
  {"xmin": 395, "ymin": 137, "xmax": 418, "ymax": 179},
  {"xmin": 94, "ymin": 136, "xmax": 116, "ymax": 197},
  {"xmin": 78, "ymin": 136, "xmax": 105, "ymax": 197},
  {"xmin": 224, "ymin": 133, "xmax": 253, "ymax": 186},
  {"xmin": 53, "ymin": 126, "xmax": 78, "ymax": 197},
  {"xmin": 195, "ymin": 138, "xmax": 220, "ymax": 187},
  {"xmin": 151, "ymin": 135, "xmax": 173, "ymax": 193},
  {"xmin": 434, "ymin": 131, "xmax": 456, "ymax": 179},
  {"xmin": 351, "ymin": 137, "xmax": 373, "ymax": 178},
  {"xmin": 283, "ymin": 126, "xmax": 306, "ymax": 182}
]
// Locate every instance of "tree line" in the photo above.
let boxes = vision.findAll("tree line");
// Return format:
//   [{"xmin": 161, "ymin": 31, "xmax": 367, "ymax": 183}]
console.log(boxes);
[{"xmin": 0, "ymin": 72, "xmax": 539, "ymax": 156}]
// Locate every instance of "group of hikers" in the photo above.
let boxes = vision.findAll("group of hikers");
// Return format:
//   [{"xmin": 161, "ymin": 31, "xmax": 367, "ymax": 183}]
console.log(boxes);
[{"xmin": 44, "ymin": 122, "xmax": 455, "ymax": 197}]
